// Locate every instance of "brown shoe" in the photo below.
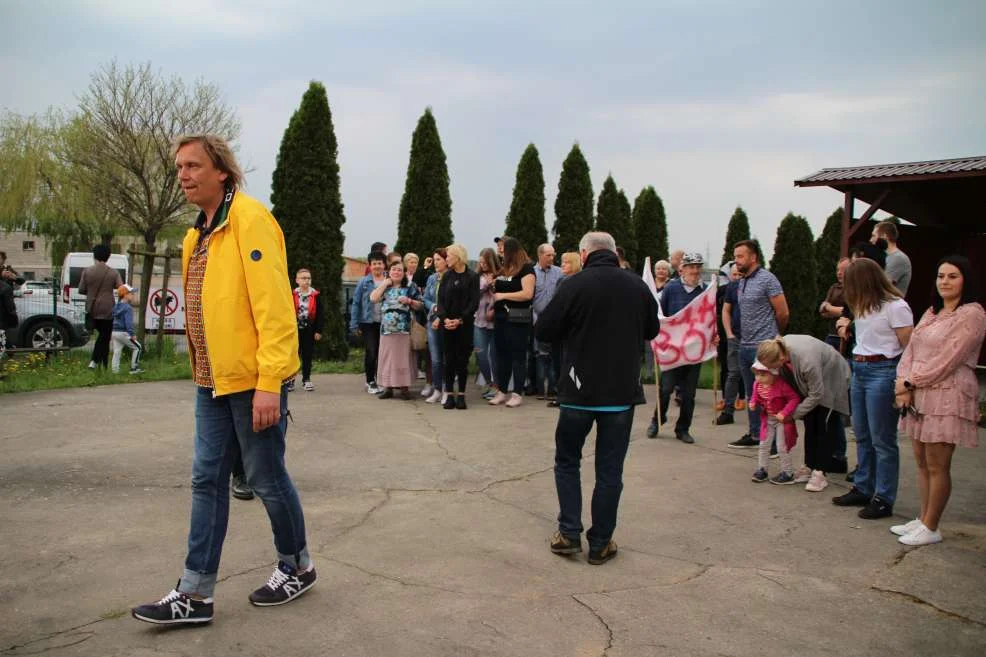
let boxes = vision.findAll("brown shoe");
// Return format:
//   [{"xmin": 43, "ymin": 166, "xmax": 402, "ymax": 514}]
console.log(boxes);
[
  {"xmin": 588, "ymin": 541, "xmax": 617, "ymax": 565},
  {"xmin": 734, "ymin": 399, "xmax": 747, "ymax": 411},
  {"xmin": 715, "ymin": 400, "xmax": 726, "ymax": 411}
]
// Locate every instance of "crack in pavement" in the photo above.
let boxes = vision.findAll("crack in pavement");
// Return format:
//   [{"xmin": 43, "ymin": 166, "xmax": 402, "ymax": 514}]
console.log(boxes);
[
  {"xmin": 477, "ymin": 490, "xmax": 555, "ymax": 523},
  {"xmin": 319, "ymin": 555, "xmax": 471, "ymax": 597},
  {"xmin": 870, "ymin": 586, "xmax": 986, "ymax": 628},
  {"xmin": 2, "ymin": 619, "xmax": 101, "ymax": 655},
  {"xmin": 318, "ymin": 489, "xmax": 392, "ymax": 551},
  {"xmin": 571, "ymin": 594, "xmax": 614, "ymax": 657},
  {"xmin": 756, "ymin": 570, "xmax": 788, "ymax": 590},
  {"xmin": 414, "ymin": 406, "xmax": 486, "ymax": 478},
  {"xmin": 467, "ymin": 465, "xmax": 555, "ymax": 494},
  {"xmin": 216, "ymin": 560, "xmax": 277, "ymax": 584},
  {"xmin": 889, "ymin": 548, "xmax": 909, "ymax": 568}
]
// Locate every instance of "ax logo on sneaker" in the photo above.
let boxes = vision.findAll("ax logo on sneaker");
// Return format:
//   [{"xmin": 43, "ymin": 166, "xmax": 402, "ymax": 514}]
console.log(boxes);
[
  {"xmin": 249, "ymin": 561, "xmax": 318, "ymax": 606},
  {"xmin": 170, "ymin": 597, "xmax": 194, "ymax": 619},
  {"xmin": 131, "ymin": 585, "xmax": 214, "ymax": 625}
]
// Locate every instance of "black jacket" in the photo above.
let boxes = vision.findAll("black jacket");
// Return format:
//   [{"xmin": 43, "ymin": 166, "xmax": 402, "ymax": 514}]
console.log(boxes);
[
  {"xmin": 437, "ymin": 267, "xmax": 479, "ymax": 323},
  {"xmin": 0, "ymin": 280, "xmax": 17, "ymax": 330},
  {"xmin": 535, "ymin": 250, "xmax": 660, "ymax": 406}
]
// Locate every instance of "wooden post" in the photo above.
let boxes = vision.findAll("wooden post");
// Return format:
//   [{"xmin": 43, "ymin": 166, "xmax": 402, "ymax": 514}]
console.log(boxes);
[
  {"xmin": 841, "ymin": 191, "xmax": 854, "ymax": 258},
  {"xmin": 157, "ymin": 252, "xmax": 171, "ymax": 356}
]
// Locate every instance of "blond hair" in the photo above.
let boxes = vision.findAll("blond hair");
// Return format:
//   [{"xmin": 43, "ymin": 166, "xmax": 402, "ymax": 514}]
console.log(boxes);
[
  {"xmin": 561, "ymin": 252, "xmax": 582, "ymax": 273},
  {"xmin": 446, "ymin": 243, "xmax": 468, "ymax": 265},
  {"xmin": 172, "ymin": 134, "xmax": 244, "ymax": 187},
  {"xmin": 756, "ymin": 336, "xmax": 789, "ymax": 369},
  {"xmin": 844, "ymin": 258, "xmax": 902, "ymax": 318},
  {"xmin": 403, "ymin": 252, "xmax": 419, "ymax": 267}
]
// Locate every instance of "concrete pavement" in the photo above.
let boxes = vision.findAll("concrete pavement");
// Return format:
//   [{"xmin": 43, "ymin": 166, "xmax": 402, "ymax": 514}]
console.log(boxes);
[{"xmin": 1, "ymin": 375, "xmax": 984, "ymax": 656}]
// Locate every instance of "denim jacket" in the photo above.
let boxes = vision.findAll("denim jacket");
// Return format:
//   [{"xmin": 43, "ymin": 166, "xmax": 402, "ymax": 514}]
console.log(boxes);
[
  {"xmin": 349, "ymin": 274, "xmax": 382, "ymax": 332},
  {"xmin": 422, "ymin": 272, "xmax": 442, "ymax": 320}
]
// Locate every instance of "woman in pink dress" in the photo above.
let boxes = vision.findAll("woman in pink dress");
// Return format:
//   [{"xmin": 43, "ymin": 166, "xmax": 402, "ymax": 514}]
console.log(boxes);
[{"xmin": 894, "ymin": 255, "xmax": 985, "ymax": 546}]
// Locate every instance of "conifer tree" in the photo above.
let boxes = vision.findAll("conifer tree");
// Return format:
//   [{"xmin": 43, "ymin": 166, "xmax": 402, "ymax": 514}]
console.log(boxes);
[
  {"xmin": 813, "ymin": 207, "xmax": 844, "ymax": 335},
  {"xmin": 271, "ymin": 81, "xmax": 348, "ymax": 360},
  {"xmin": 769, "ymin": 213, "xmax": 817, "ymax": 336},
  {"xmin": 721, "ymin": 206, "xmax": 751, "ymax": 265},
  {"xmin": 617, "ymin": 189, "xmax": 635, "ymax": 268},
  {"xmin": 551, "ymin": 144, "xmax": 594, "ymax": 255},
  {"xmin": 595, "ymin": 175, "xmax": 633, "ymax": 262},
  {"xmin": 632, "ymin": 186, "xmax": 669, "ymax": 266},
  {"xmin": 504, "ymin": 143, "xmax": 547, "ymax": 257},
  {"xmin": 394, "ymin": 108, "xmax": 453, "ymax": 259}
]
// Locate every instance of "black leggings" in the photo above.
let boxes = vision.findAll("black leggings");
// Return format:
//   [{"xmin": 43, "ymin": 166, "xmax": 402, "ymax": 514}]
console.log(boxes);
[
  {"xmin": 443, "ymin": 321, "xmax": 474, "ymax": 393},
  {"xmin": 298, "ymin": 325, "xmax": 315, "ymax": 381},
  {"xmin": 359, "ymin": 322, "xmax": 381, "ymax": 385},
  {"xmin": 91, "ymin": 318, "xmax": 113, "ymax": 367},
  {"xmin": 494, "ymin": 317, "xmax": 531, "ymax": 393}
]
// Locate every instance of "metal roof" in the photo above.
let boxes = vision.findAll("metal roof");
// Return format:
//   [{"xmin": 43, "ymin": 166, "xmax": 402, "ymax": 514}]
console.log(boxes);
[{"xmin": 795, "ymin": 155, "xmax": 986, "ymax": 185}]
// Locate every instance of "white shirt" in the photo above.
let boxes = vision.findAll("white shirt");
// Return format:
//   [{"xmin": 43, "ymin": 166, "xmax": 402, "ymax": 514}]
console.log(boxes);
[{"xmin": 852, "ymin": 298, "xmax": 913, "ymax": 358}]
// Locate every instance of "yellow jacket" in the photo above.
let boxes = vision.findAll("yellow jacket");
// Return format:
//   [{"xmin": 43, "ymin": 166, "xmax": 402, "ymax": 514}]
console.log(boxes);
[{"xmin": 182, "ymin": 192, "xmax": 299, "ymax": 396}]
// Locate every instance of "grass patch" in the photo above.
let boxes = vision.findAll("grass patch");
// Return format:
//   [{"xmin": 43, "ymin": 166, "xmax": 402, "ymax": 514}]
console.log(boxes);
[{"xmin": 642, "ymin": 360, "xmax": 717, "ymax": 389}]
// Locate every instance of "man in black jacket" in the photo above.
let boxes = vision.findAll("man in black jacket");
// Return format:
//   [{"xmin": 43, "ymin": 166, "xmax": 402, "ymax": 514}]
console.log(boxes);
[{"xmin": 535, "ymin": 232, "xmax": 660, "ymax": 565}]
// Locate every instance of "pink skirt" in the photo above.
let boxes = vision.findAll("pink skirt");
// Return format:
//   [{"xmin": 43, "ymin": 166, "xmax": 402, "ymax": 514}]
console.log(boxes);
[
  {"xmin": 900, "ymin": 414, "xmax": 979, "ymax": 448},
  {"xmin": 377, "ymin": 333, "xmax": 414, "ymax": 388}
]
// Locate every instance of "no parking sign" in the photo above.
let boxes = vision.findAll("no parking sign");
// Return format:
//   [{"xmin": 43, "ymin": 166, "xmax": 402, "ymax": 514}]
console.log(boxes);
[{"xmin": 145, "ymin": 285, "xmax": 186, "ymax": 332}]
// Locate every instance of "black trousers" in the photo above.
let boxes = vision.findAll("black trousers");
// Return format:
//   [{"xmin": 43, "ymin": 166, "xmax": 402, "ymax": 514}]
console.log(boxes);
[
  {"xmin": 803, "ymin": 405, "xmax": 849, "ymax": 473},
  {"xmin": 359, "ymin": 322, "xmax": 381, "ymax": 385},
  {"xmin": 443, "ymin": 321, "xmax": 474, "ymax": 393},
  {"xmin": 658, "ymin": 363, "xmax": 702, "ymax": 434},
  {"xmin": 91, "ymin": 318, "xmax": 113, "ymax": 367},
  {"xmin": 298, "ymin": 325, "xmax": 316, "ymax": 381}
]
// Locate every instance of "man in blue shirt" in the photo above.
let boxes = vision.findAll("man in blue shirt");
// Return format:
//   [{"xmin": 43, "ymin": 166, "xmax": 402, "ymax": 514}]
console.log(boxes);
[{"xmin": 533, "ymin": 243, "xmax": 564, "ymax": 403}]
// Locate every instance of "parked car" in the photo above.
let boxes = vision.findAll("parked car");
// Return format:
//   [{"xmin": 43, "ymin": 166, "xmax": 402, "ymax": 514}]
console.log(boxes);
[
  {"xmin": 22, "ymin": 280, "xmax": 55, "ymax": 296},
  {"xmin": 8, "ymin": 291, "xmax": 89, "ymax": 349}
]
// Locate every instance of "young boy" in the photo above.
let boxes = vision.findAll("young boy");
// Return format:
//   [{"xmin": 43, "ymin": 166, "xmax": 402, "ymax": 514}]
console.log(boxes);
[{"xmin": 111, "ymin": 285, "xmax": 143, "ymax": 374}]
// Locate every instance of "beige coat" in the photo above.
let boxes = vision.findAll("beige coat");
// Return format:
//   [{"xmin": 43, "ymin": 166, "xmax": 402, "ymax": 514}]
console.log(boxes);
[{"xmin": 782, "ymin": 334, "xmax": 851, "ymax": 419}]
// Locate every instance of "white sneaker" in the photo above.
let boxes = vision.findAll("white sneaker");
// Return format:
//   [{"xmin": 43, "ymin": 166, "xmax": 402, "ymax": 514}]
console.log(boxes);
[
  {"xmin": 88, "ymin": 361, "xmax": 97, "ymax": 369},
  {"xmin": 425, "ymin": 389, "xmax": 442, "ymax": 404},
  {"xmin": 488, "ymin": 391, "xmax": 509, "ymax": 405},
  {"xmin": 440, "ymin": 392, "xmax": 448, "ymax": 406},
  {"xmin": 805, "ymin": 470, "xmax": 828, "ymax": 492},
  {"xmin": 416, "ymin": 370, "xmax": 426, "ymax": 380},
  {"xmin": 898, "ymin": 524, "xmax": 942, "ymax": 546},
  {"xmin": 367, "ymin": 383, "xmax": 382, "ymax": 395},
  {"xmin": 303, "ymin": 380, "xmax": 314, "ymax": 392},
  {"xmin": 793, "ymin": 466, "xmax": 812, "ymax": 484},
  {"xmin": 505, "ymin": 393, "xmax": 523, "ymax": 408},
  {"xmin": 890, "ymin": 518, "xmax": 923, "ymax": 537},
  {"xmin": 420, "ymin": 384, "xmax": 434, "ymax": 397}
]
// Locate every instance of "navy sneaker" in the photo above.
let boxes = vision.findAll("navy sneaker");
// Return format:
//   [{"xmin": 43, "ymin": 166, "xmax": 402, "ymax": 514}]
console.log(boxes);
[
  {"xmin": 769, "ymin": 471, "xmax": 796, "ymax": 485},
  {"xmin": 751, "ymin": 468, "xmax": 768, "ymax": 483},
  {"xmin": 132, "ymin": 584, "xmax": 214, "ymax": 625},
  {"xmin": 249, "ymin": 562, "xmax": 317, "ymax": 607}
]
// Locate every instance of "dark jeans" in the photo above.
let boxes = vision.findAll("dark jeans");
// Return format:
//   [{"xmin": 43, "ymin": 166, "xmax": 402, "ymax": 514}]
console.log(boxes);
[
  {"xmin": 494, "ymin": 317, "xmax": 531, "ymax": 392},
  {"xmin": 90, "ymin": 318, "xmax": 113, "ymax": 367},
  {"xmin": 298, "ymin": 325, "xmax": 315, "ymax": 381},
  {"xmin": 359, "ymin": 322, "xmax": 381, "ymax": 385},
  {"xmin": 554, "ymin": 407, "xmax": 634, "ymax": 550},
  {"xmin": 180, "ymin": 385, "xmax": 309, "ymax": 598},
  {"xmin": 739, "ymin": 345, "xmax": 760, "ymax": 437},
  {"xmin": 803, "ymin": 405, "xmax": 849, "ymax": 473},
  {"xmin": 535, "ymin": 340, "xmax": 561, "ymax": 396},
  {"xmin": 658, "ymin": 363, "xmax": 701, "ymax": 434},
  {"xmin": 443, "ymin": 321, "xmax": 474, "ymax": 393}
]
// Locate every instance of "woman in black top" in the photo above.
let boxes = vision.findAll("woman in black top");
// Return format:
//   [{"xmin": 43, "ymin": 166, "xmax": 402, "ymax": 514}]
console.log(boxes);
[
  {"xmin": 437, "ymin": 244, "xmax": 480, "ymax": 409},
  {"xmin": 489, "ymin": 237, "xmax": 536, "ymax": 408}
]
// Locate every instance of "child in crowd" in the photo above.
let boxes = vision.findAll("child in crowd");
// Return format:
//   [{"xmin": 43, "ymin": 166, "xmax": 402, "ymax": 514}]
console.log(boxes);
[
  {"xmin": 749, "ymin": 360, "xmax": 799, "ymax": 484},
  {"xmin": 111, "ymin": 285, "xmax": 143, "ymax": 374}
]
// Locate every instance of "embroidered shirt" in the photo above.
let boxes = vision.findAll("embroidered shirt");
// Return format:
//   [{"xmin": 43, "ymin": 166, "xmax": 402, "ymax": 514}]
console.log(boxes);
[{"xmin": 186, "ymin": 232, "xmax": 213, "ymax": 387}]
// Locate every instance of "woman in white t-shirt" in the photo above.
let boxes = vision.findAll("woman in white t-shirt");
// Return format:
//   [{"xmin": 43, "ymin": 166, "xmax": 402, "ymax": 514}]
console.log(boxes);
[{"xmin": 833, "ymin": 258, "xmax": 913, "ymax": 521}]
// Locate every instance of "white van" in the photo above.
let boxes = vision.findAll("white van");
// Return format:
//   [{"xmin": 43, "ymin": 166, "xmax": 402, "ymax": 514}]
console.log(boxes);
[{"xmin": 61, "ymin": 252, "xmax": 130, "ymax": 307}]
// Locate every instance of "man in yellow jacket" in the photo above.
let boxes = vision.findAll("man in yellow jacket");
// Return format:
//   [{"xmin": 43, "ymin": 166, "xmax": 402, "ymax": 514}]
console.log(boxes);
[{"xmin": 132, "ymin": 135, "xmax": 315, "ymax": 626}]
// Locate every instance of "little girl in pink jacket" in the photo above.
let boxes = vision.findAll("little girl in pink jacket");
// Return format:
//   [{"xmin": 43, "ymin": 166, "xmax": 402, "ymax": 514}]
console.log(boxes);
[{"xmin": 749, "ymin": 359, "xmax": 802, "ymax": 485}]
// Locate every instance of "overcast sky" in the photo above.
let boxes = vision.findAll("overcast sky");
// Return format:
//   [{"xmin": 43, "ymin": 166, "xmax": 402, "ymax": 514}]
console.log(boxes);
[{"xmin": 2, "ymin": 0, "xmax": 984, "ymax": 263}]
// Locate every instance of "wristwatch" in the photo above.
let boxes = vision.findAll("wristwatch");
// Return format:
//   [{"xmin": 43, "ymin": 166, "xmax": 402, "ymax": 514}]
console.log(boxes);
[{"xmin": 903, "ymin": 380, "xmax": 914, "ymax": 390}]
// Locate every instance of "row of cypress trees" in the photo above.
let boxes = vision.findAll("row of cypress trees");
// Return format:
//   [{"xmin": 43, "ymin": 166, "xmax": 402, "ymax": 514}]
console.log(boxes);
[{"xmin": 268, "ymin": 82, "xmax": 848, "ymax": 361}]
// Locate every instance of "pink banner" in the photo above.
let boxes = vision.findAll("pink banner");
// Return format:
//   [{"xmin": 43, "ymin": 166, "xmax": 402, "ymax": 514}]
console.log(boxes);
[{"xmin": 652, "ymin": 283, "xmax": 718, "ymax": 370}]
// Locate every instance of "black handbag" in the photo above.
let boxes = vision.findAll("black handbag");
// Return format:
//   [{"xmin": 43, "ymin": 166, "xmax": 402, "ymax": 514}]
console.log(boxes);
[{"xmin": 505, "ymin": 305, "xmax": 532, "ymax": 324}]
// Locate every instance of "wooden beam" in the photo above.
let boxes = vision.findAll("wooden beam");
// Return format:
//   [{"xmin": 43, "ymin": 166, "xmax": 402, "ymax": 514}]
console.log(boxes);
[
  {"xmin": 845, "ymin": 188, "xmax": 891, "ymax": 246},
  {"xmin": 841, "ymin": 191, "xmax": 854, "ymax": 257}
]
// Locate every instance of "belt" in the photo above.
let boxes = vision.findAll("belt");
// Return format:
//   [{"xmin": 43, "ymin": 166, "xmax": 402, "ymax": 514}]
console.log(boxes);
[{"xmin": 853, "ymin": 354, "xmax": 891, "ymax": 362}]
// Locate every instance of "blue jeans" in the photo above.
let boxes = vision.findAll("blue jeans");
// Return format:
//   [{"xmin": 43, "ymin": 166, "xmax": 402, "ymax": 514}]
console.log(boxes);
[
  {"xmin": 427, "ymin": 323, "xmax": 444, "ymax": 392},
  {"xmin": 850, "ymin": 358, "xmax": 900, "ymax": 504},
  {"xmin": 554, "ymin": 407, "xmax": 633, "ymax": 551},
  {"xmin": 180, "ymin": 386, "xmax": 310, "ymax": 598},
  {"xmin": 739, "ymin": 345, "xmax": 760, "ymax": 437},
  {"xmin": 473, "ymin": 325, "xmax": 495, "ymax": 386}
]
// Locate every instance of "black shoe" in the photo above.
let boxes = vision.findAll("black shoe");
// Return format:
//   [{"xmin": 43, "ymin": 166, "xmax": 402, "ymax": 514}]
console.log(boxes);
[
  {"xmin": 249, "ymin": 562, "xmax": 317, "ymax": 607},
  {"xmin": 588, "ymin": 541, "xmax": 618, "ymax": 565},
  {"xmin": 675, "ymin": 431, "xmax": 695, "ymax": 444},
  {"xmin": 455, "ymin": 395, "xmax": 467, "ymax": 410},
  {"xmin": 846, "ymin": 466, "xmax": 857, "ymax": 482},
  {"xmin": 549, "ymin": 531, "xmax": 582, "ymax": 555},
  {"xmin": 858, "ymin": 496, "xmax": 893, "ymax": 519},
  {"xmin": 443, "ymin": 395, "xmax": 457, "ymax": 409},
  {"xmin": 231, "ymin": 475, "xmax": 254, "ymax": 501},
  {"xmin": 378, "ymin": 388, "xmax": 394, "ymax": 399},
  {"xmin": 832, "ymin": 487, "xmax": 870, "ymax": 507},
  {"xmin": 547, "ymin": 400, "xmax": 560, "ymax": 408},
  {"xmin": 399, "ymin": 388, "xmax": 411, "ymax": 400},
  {"xmin": 714, "ymin": 412, "xmax": 734, "ymax": 425},
  {"xmin": 728, "ymin": 434, "xmax": 758, "ymax": 449},
  {"xmin": 286, "ymin": 379, "xmax": 295, "ymax": 392},
  {"xmin": 646, "ymin": 420, "xmax": 659, "ymax": 439},
  {"xmin": 132, "ymin": 585, "xmax": 214, "ymax": 625}
]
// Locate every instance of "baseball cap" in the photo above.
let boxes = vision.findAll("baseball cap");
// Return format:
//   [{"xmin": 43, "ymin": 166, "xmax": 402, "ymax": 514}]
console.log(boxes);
[
  {"xmin": 117, "ymin": 284, "xmax": 135, "ymax": 298},
  {"xmin": 682, "ymin": 252, "xmax": 704, "ymax": 266}
]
